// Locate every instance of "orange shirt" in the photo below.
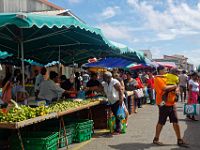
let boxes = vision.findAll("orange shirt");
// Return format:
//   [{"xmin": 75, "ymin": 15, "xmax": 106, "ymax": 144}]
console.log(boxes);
[{"xmin": 154, "ymin": 76, "xmax": 176, "ymax": 106}]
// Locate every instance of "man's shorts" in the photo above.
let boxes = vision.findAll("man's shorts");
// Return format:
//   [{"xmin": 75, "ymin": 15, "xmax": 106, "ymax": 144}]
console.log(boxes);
[
  {"xmin": 158, "ymin": 105, "xmax": 178, "ymax": 125},
  {"xmin": 180, "ymin": 86, "xmax": 187, "ymax": 93}
]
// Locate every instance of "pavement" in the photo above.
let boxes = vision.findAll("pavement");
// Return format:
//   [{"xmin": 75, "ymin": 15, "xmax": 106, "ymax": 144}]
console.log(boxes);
[{"xmin": 69, "ymin": 102, "xmax": 200, "ymax": 150}]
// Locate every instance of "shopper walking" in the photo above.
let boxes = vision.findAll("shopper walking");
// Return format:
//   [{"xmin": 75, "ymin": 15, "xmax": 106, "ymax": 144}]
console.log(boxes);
[
  {"xmin": 187, "ymin": 72, "xmax": 199, "ymax": 121},
  {"xmin": 153, "ymin": 66, "xmax": 188, "ymax": 147},
  {"xmin": 179, "ymin": 70, "xmax": 188, "ymax": 102}
]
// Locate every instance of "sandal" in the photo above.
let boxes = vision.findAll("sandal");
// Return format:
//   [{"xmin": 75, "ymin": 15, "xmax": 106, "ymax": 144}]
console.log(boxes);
[
  {"xmin": 177, "ymin": 139, "xmax": 189, "ymax": 148},
  {"xmin": 191, "ymin": 116, "xmax": 199, "ymax": 121},
  {"xmin": 153, "ymin": 137, "xmax": 164, "ymax": 146}
]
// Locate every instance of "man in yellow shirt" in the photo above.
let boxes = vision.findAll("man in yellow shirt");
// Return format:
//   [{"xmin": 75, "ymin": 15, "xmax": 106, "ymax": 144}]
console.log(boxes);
[{"xmin": 153, "ymin": 66, "xmax": 188, "ymax": 147}]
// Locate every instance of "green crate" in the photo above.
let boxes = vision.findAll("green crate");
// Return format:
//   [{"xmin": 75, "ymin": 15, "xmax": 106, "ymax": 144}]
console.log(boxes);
[
  {"xmin": 10, "ymin": 132, "xmax": 58, "ymax": 150},
  {"xmin": 76, "ymin": 119, "xmax": 93, "ymax": 127},
  {"xmin": 45, "ymin": 127, "xmax": 74, "ymax": 136},
  {"xmin": 59, "ymin": 134, "xmax": 73, "ymax": 148},
  {"xmin": 74, "ymin": 132, "xmax": 92, "ymax": 143},
  {"xmin": 76, "ymin": 124, "xmax": 93, "ymax": 130},
  {"xmin": 76, "ymin": 128, "xmax": 93, "ymax": 135}
]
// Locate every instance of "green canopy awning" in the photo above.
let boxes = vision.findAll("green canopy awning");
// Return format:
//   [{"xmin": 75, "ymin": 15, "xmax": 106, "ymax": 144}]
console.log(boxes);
[
  {"xmin": 0, "ymin": 13, "xmax": 120, "ymax": 65},
  {"xmin": 0, "ymin": 50, "xmax": 12, "ymax": 59}
]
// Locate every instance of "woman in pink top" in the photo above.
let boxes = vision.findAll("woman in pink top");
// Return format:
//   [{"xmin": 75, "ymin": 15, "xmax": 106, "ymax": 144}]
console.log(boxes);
[{"xmin": 187, "ymin": 72, "xmax": 199, "ymax": 121}]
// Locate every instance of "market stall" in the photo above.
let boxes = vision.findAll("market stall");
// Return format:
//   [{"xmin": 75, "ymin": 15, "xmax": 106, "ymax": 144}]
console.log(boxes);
[{"xmin": 0, "ymin": 99, "xmax": 109, "ymax": 149}]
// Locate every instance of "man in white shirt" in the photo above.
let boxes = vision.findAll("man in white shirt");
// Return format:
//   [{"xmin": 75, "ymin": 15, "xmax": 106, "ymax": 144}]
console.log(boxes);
[
  {"xmin": 38, "ymin": 71, "xmax": 72, "ymax": 104},
  {"xmin": 86, "ymin": 71, "xmax": 124, "ymax": 134},
  {"xmin": 179, "ymin": 70, "xmax": 188, "ymax": 102}
]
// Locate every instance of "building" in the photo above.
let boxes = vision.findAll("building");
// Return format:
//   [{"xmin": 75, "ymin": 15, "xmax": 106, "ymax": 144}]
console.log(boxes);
[
  {"xmin": 140, "ymin": 50, "xmax": 152, "ymax": 59},
  {"xmin": 0, "ymin": 0, "xmax": 63, "ymax": 12},
  {"xmin": 187, "ymin": 63, "xmax": 194, "ymax": 71},
  {"xmin": 163, "ymin": 55, "xmax": 188, "ymax": 70},
  {"xmin": 153, "ymin": 54, "xmax": 194, "ymax": 71}
]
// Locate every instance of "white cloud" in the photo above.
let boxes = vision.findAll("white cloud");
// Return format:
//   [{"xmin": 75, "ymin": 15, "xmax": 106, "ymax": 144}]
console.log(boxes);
[
  {"xmin": 97, "ymin": 23, "xmax": 136, "ymax": 42},
  {"xmin": 68, "ymin": 0, "xmax": 81, "ymax": 4},
  {"xmin": 100, "ymin": 6, "xmax": 121, "ymax": 19},
  {"xmin": 127, "ymin": 0, "xmax": 200, "ymax": 40},
  {"xmin": 157, "ymin": 33, "xmax": 176, "ymax": 40},
  {"xmin": 181, "ymin": 49, "xmax": 200, "ymax": 67}
]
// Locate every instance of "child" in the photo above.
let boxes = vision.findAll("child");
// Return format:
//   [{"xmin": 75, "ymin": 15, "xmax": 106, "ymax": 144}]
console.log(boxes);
[{"xmin": 160, "ymin": 68, "xmax": 179, "ymax": 106}]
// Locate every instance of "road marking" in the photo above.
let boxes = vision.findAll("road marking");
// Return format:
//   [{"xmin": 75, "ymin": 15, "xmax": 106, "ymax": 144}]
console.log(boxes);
[{"xmin": 70, "ymin": 139, "xmax": 93, "ymax": 150}]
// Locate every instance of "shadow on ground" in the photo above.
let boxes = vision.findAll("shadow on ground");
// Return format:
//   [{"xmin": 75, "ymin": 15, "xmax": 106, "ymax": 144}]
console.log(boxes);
[
  {"xmin": 109, "ymin": 143, "xmax": 179, "ymax": 150},
  {"xmin": 109, "ymin": 143, "xmax": 155, "ymax": 150}
]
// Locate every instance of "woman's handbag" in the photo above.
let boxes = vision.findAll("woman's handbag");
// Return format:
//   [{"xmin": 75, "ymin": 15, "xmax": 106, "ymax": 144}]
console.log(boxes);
[{"xmin": 134, "ymin": 88, "xmax": 144, "ymax": 99}]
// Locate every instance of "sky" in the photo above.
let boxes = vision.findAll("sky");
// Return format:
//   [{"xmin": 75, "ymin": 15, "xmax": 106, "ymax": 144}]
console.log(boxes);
[{"xmin": 49, "ymin": 0, "xmax": 200, "ymax": 66}]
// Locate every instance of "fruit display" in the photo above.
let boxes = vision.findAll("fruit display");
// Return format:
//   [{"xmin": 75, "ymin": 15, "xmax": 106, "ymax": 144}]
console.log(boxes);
[
  {"xmin": 0, "ymin": 99, "xmax": 100, "ymax": 123},
  {"xmin": 47, "ymin": 99, "xmax": 92, "ymax": 113},
  {"xmin": 0, "ymin": 105, "xmax": 49, "ymax": 123}
]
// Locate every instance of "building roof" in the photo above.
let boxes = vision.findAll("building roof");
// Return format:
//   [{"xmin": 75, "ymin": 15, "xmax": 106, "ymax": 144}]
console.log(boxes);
[
  {"xmin": 31, "ymin": 9, "xmax": 85, "ymax": 23},
  {"xmin": 37, "ymin": 0, "xmax": 64, "ymax": 10},
  {"xmin": 164, "ymin": 54, "xmax": 188, "ymax": 60},
  {"xmin": 31, "ymin": 10, "xmax": 69, "ymax": 15}
]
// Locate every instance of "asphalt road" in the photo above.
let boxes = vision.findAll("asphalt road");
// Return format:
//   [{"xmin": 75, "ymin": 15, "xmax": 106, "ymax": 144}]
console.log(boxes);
[{"xmin": 79, "ymin": 102, "xmax": 200, "ymax": 150}]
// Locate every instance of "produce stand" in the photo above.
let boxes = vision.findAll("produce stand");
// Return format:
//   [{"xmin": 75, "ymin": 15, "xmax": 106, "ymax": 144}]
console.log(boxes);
[
  {"xmin": 0, "ymin": 100, "xmax": 105, "ymax": 150},
  {"xmin": 0, "ymin": 113, "xmax": 58, "ymax": 129},
  {"xmin": 0, "ymin": 101, "xmax": 102, "ymax": 129}
]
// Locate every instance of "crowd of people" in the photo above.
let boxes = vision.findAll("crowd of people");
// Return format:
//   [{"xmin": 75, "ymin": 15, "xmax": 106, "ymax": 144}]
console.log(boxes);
[{"xmin": 1, "ymin": 66, "xmax": 200, "ymax": 139}]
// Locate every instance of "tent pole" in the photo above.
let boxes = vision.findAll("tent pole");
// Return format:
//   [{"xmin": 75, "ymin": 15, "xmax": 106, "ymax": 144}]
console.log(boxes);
[
  {"xmin": 20, "ymin": 30, "xmax": 25, "ymax": 89},
  {"xmin": 58, "ymin": 46, "xmax": 61, "ymax": 75}
]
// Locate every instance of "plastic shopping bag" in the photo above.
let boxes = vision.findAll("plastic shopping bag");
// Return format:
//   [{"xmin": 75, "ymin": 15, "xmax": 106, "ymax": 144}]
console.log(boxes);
[
  {"xmin": 184, "ymin": 104, "xmax": 200, "ymax": 115},
  {"xmin": 120, "ymin": 119, "xmax": 127, "ymax": 134},
  {"xmin": 116, "ymin": 106, "xmax": 126, "ymax": 120},
  {"xmin": 108, "ymin": 115, "xmax": 116, "ymax": 133}
]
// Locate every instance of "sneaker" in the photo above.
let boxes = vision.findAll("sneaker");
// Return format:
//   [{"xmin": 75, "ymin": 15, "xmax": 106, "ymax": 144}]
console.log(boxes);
[{"xmin": 191, "ymin": 116, "xmax": 199, "ymax": 121}]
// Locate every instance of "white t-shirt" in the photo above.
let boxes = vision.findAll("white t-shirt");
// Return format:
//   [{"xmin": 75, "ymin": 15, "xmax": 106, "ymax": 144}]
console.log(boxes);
[
  {"xmin": 102, "ymin": 78, "xmax": 120, "ymax": 104},
  {"xmin": 189, "ymin": 79, "xmax": 199, "ymax": 92},
  {"xmin": 38, "ymin": 80, "xmax": 65, "ymax": 102},
  {"xmin": 179, "ymin": 74, "xmax": 188, "ymax": 87},
  {"xmin": 34, "ymin": 74, "xmax": 44, "ymax": 92}
]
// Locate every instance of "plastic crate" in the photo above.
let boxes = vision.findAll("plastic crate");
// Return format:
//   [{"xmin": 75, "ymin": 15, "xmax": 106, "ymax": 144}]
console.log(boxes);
[
  {"xmin": 76, "ymin": 128, "xmax": 93, "ymax": 135},
  {"xmin": 73, "ymin": 132, "xmax": 92, "ymax": 143},
  {"xmin": 76, "ymin": 119, "xmax": 93, "ymax": 127},
  {"xmin": 59, "ymin": 134, "xmax": 73, "ymax": 148},
  {"xmin": 76, "ymin": 123, "xmax": 93, "ymax": 130},
  {"xmin": 10, "ymin": 132, "xmax": 58, "ymax": 150}
]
